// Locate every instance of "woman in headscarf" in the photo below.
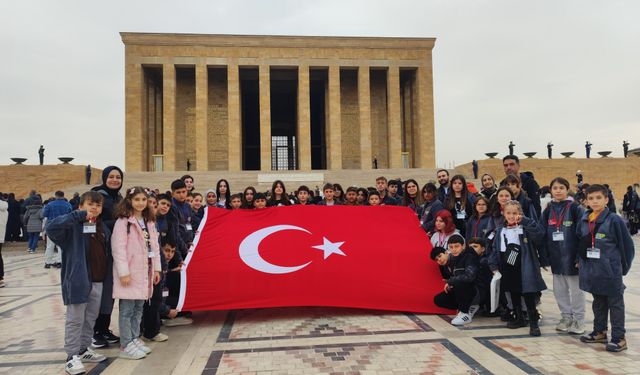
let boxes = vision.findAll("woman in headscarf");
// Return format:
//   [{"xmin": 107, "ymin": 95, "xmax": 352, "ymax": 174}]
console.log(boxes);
[
  {"xmin": 91, "ymin": 166, "xmax": 124, "ymax": 232},
  {"xmin": 90, "ymin": 166, "xmax": 123, "ymax": 348}
]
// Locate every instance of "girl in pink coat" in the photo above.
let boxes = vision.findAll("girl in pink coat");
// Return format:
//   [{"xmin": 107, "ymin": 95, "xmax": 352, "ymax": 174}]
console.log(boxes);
[{"xmin": 111, "ymin": 187, "xmax": 161, "ymax": 360}]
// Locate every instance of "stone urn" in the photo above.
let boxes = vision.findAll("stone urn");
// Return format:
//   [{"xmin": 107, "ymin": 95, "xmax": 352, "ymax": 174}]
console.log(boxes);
[
  {"xmin": 485, "ymin": 152, "xmax": 498, "ymax": 159},
  {"xmin": 560, "ymin": 152, "xmax": 574, "ymax": 158},
  {"xmin": 58, "ymin": 157, "xmax": 74, "ymax": 164},
  {"xmin": 597, "ymin": 151, "xmax": 612, "ymax": 158},
  {"xmin": 10, "ymin": 158, "xmax": 27, "ymax": 165},
  {"xmin": 523, "ymin": 152, "xmax": 537, "ymax": 158}
]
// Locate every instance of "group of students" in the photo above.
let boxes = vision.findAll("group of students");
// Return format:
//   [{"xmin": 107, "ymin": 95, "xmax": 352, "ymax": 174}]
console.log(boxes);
[
  {"xmin": 23, "ymin": 156, "xmax": 636, "ymax": 374},
  {"xmin": 428, "ymin": 174, "xmax": 634, "ymax": 354},
  {"xmin": 42, "ymin": 168, "xmax": 196, "ymax": 375}
]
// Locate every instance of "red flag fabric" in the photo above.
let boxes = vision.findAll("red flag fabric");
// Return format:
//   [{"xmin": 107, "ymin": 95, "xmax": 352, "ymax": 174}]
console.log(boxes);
[{"xmin": 178, "ymin": 205, "xmax": 451, "ymax": 313}]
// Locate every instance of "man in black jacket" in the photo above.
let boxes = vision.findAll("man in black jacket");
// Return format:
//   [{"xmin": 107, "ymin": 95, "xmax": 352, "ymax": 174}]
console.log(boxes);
[
  {"xmin": 501, "ymin": 155, "xmax": 541, "ymax": 217},
  {"xmin": 431, "ymin": 234, "xmax": 479, "ymax": 326}
]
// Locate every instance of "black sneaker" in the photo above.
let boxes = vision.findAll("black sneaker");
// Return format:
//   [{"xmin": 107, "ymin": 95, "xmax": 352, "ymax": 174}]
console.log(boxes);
[
  {"xmin": 91, "ymin": 334, "xmax": 108, "ymax": 348},
  {"xmin": 44, "ymin": 264, "xmax": 51, "ymax": 269},
  {"xmin": 55, "ymin": 263, "xmax": 62, "ymax": 268},
  {"xmin": 102, "ymin": 330, "xmax": 120, "ymax": 344}
]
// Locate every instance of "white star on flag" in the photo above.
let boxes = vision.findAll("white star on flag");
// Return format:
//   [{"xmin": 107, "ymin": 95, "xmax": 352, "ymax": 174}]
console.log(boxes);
[{"xmin": 312, "ymin": 237, "xmax": 346, "ymax": 259}]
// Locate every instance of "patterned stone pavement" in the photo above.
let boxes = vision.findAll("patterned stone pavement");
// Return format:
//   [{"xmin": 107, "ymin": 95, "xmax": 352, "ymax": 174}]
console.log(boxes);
[{"xmin": 1, "ymin": 237, "xmax": 640, "ymax": 375}]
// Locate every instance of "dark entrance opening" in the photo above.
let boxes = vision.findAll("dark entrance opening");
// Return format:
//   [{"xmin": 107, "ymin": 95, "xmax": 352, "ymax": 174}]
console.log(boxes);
[
  {"xmin": 240, "ymin": 68, "xmax": 260, "ymax": 170},
  {"xmin": 270, "ymin": 69, "xmax": 298, "ymax": 170},
  {"xmin": 310, "ymin": 69, "xmax": 327, "ymax": 170}
]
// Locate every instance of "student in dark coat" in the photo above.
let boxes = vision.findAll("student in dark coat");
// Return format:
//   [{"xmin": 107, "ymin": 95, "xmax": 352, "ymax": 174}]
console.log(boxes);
[
  {"xmin": 489, "ymin": 200, "xmax": 548, "ymax": 336},
  {"xmin": 465, "ymin": 196, "xmax": 492, "ymax": 242},
  {"xmin": 577, "ymin": 185, "xmax": 635, "ymax": 352},
  {"xmin": 432, "ymin": 234, "xmax": 480, "ymax": 326},
  {"xmin": 541, "ymin": 177, "xmax": 586, "ymax": 334},
  {"xmin": 419, "ymin": 183, "xmax": 445, "ymax": 235},
  {"xmin": 444, "ymin": 175, "xmax": 476, "ymax": 237}
]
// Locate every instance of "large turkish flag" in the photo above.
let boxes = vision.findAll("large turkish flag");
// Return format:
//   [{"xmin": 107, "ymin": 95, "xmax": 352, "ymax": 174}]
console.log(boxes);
[{"xmin": 177, "ymin": 205, "xmax": 451, "ymax": 313}]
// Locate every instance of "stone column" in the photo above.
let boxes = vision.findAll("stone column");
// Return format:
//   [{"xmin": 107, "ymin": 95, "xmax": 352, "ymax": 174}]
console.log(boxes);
[
  {"xmin": 227, "ymin": 63, "xmax": 242, "ymax": 171},
  {"xmin": 195, "ymin": 64, "xmax": 209, "ymax": 171},
  {"xmin": 259, "ymin": 64, "xmax": 272, "ymax": 171},
  {"xmin": 297, "ymin": 65, "xmax": 311, "ymax": 170},
  {"xmin": 387, "ymin": 65, "xmax": 402, "ymax": 169},
  {"xmin": 124, "ymin": 62, "xmax": 144, "ymax": 171},
  {"xmin": 162, "ymin": 64, "xmax": 177, "ymax": 171},
  {"xmin": 416, "ymin": 59, "xmax": 436, "ymax": 168},
  {"xmin": 328, "ymin": 65, "xmax": 342, "ymax": 170},
  {"xmin": 358, "ymin": 66, "xmax": 372, "ymax": 169}
]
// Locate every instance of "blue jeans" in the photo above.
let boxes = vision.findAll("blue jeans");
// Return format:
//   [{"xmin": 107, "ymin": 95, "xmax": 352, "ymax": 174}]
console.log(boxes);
[
  {"xmin": 27, "ymin": 232, "xmax": 39, "ymax": 250},
  {"xmin": 119, "ymin": 299, "xmax": 144, "ymax": 348}
]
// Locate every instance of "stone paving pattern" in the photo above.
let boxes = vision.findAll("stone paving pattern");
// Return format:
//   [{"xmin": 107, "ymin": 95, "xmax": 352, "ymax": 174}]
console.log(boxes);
[{"xmin": 1, "ymin": 237, "xmax": 640, "ymax": 374}]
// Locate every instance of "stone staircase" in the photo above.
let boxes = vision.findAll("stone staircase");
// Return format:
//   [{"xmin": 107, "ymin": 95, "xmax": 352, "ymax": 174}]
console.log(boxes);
[{"xmin": 57, "ymin": 168, "xmax": 473, "ymax": 196}]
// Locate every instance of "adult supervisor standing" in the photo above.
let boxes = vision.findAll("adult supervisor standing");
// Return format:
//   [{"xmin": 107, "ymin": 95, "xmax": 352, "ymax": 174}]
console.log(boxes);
[
  {"xmin": 501, "ymin": 155, "xmax": 541, "ymax": 217},
  {"xmin": 90, "ymin": 166, "xmax": 124, "ymax": 348}
]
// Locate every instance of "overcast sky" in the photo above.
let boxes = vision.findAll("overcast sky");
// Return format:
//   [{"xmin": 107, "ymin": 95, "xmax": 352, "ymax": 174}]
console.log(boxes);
[{"xmin": 1, "ymin": 0, "xmax": 638, "ymax": 170}]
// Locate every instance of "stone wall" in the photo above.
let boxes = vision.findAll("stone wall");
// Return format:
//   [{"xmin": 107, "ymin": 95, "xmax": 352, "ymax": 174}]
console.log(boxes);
[
  {"xmin": 0, "ymin": 165, "xmax": 103, "ymax": 199},
  {"xmin": 455, "ymin": 157, "xmax": 640, "ymax": 201}
]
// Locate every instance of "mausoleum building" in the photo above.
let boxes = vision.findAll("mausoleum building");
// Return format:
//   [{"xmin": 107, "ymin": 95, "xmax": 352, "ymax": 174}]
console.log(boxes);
[{"xmin": 121, "ymin": 33, "xmax": 436, "ymax": 172}]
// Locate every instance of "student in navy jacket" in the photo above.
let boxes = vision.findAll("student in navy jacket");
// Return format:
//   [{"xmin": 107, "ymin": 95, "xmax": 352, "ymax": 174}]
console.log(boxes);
[
  {"xmin": 577, "ymin": 184, "xmax": 635, "ymax": 352},
  {"xmin": 465, "ymin": 196, "xmax": 492, "ymax": 242},
  {"xmin": 46, "ymin": 191, "xmax": 110, "ymax": 373},
  {"xmin": 541, "ymin": 177, "xmax": 586, "ymax": 334},
  {"xmin": 443, "ymin": 175, "xmax": 476, "ymax": 237},
  {"xmin": 419, "ymin": 183, "xmax": 445, "ymax": 235},
  {"xmin": 489, "ymin": 200, "xmax": 548, "ymax": 337}
]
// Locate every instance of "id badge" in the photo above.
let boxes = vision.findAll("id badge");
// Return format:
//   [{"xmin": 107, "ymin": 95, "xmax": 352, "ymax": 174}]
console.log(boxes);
[
  {"xmin": 456, "ymin": 211, "xmax": 466, "ymax": 219},
  {"xmin": 185, "ymin": 224, "xmax": 193, "ymax": 231},
  {"xmin": 162, "ymin": 288, "xmax": 169, "ymax": 298},
  {"xmin": 487, "ymin": 232, "xmax": 495, "ymax": 240},
  {"xmin": 552, "ymin": 231, "xmax": 565, "ymax": 242},
  {"xmin": 83, "ymin": 222, "xmax": 96, "ymax": 234},
  {"xmin": 587, "ymin": 247, "xmax": 601, "ymax": 259},
  {"xmin": 148, "ymin": 251, "xmax": 155, "ymax": 258}
]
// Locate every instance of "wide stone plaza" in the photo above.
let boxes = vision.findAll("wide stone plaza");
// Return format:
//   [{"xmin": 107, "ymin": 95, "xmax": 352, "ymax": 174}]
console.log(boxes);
[{"xmin": 1, "ymin": 236, "xmax": 640, "ymax": 375}]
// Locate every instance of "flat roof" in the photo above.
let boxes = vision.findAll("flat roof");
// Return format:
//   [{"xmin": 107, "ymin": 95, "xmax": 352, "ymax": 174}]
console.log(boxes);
[{"xmin": 120, "ymin": 32, "xmax": 436, "ymax": 50}]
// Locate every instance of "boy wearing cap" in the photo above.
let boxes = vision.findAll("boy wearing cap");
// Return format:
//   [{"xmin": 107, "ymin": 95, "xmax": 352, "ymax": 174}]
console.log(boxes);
[{"xmin": 431, "ymin": 234, "xmax": 480, "ymax": 326}]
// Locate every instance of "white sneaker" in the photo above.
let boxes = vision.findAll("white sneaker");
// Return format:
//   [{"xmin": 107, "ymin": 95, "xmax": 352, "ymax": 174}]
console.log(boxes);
[
  {"xmin": 65, "ymin": 355, "xmax": 86, "ymax": 374},
  {"xmin": 119, "ymin": 341, "xmax": 146, "ymax": 360},
  {"xmin": 149, "ymin": 332, "xmax": 168, "ymax": 342},
  {"xmin": 451, "ymin": 312, "xmax": 473, "ymax": 326},
  {"xmin": 468, "ymin": 305, "xmax": 480, "ymax": 318},
  {"xmin": 80, "ymin": 347, "xmax": 106, "ymax": 363},
  {"xmin": 555, "ymin": 317, "xmax": 571, "ymax": 332},
  {"xmin": 568, "ymin": 320, "xmax": 585, "ymax": 335},
  {"xmin": 133, "ymin": 338, "xmax": 152, "ymax": 354}
]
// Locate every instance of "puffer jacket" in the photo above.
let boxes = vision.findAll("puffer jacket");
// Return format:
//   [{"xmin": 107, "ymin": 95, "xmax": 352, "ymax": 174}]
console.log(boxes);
[
  {"xmin": 111, "ymin": 216, "xmax": 161, "ymax": 300},
  {"xmin": 23, "ymin": 205, "xmax": 44, "ymax": 233}
]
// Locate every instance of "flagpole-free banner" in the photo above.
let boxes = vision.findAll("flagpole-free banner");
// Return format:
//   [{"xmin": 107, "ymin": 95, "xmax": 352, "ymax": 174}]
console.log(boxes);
[{"xmin": 178, "ymin": 205, "xmax": 452, "ymax": 313}]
